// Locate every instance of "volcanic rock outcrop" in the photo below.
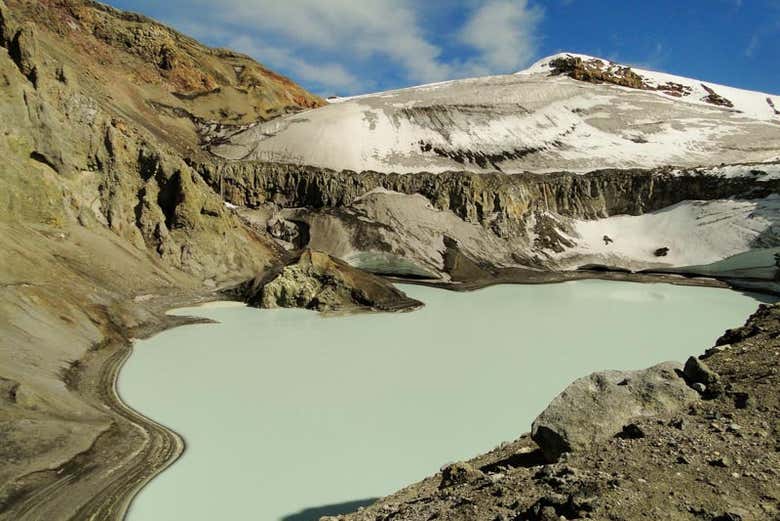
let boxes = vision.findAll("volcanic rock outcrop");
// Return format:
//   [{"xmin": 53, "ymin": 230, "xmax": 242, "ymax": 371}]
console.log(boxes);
[{"xmin": 243, "ymin": 249, "xmax": 422, "ymax": 313}]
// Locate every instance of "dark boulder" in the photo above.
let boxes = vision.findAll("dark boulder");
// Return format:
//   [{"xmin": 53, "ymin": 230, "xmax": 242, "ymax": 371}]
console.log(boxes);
[{"xmin": 439, "ymin": 462, "xmax": 484, "ymax": 489}]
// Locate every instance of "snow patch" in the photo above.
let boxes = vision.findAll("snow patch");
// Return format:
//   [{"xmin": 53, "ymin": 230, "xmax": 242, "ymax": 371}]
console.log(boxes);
[{"xmin": 554, "ymin": 196, "xmax": 780, "ymax": 269}]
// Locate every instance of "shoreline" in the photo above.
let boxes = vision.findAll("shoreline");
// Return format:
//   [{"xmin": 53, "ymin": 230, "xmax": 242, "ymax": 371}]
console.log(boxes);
[
  {"xmin": 87, "ymin": 299, "xmax": 247, "ymax": 520},
  {"xmin": 67, "ymin": 313, "xmax": 200, "ymax": 520},
  {"xmin": 104, "ymin": 271, "xmax": 778, "ymax": 521},
  {"xmin": 389, "ymin": 267, "xmax": 779, "ymax": 298},
  {"xmin": 100, "ymin": 335, "xmax": 186, "ymax": 520},
  {"xmin": 1, "ymin": 294, "xmax": 219, "ymax": 521}
]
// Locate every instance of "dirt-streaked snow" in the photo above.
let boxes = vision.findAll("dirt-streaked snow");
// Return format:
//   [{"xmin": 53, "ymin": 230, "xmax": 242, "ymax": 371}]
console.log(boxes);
[
  {"xmin": 677, "ymin": 162, "xmax": 780, "ymax": 181},
  {"xmin": 211, "ymin": 53, "xmax": 780, "ymax": 174}
]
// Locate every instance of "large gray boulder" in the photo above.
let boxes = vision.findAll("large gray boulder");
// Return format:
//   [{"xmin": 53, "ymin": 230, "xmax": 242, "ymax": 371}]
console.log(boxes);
[{"xmin": 531, "ymin": 362, "xmax": 698, "ymax": 462}]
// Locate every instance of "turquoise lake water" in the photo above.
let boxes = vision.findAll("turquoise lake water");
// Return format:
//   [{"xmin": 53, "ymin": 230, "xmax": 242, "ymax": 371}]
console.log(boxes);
[{"xmin": 119, "ymin": 281, "xmax": 765, "ymax": 521}]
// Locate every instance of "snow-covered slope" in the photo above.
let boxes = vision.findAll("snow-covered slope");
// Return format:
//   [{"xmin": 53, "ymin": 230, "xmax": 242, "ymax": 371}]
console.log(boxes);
[
  {"xmin": 210, "ymin": 53, "xmax": 780, "ymax": 174},
  {"xmin": 549, "ymin": 195, "xmax": 780, "ymax": 271},
  {"xmin": 520, "ymin": 54, "xmax": 780, "ymax": 121}
]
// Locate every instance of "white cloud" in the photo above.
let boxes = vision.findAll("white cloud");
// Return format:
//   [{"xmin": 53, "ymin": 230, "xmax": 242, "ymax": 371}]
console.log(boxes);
[
  {"xmin": 192, "ymin": 0, "xmax": 454, "ymax": 84},
  {"xmin": 459, "ymin": 0, "xmax": 544, "ymax": 75},
  {"xmin": 743, "ymin": 15, "xmax": 780, "ymax": 59},
  {"xmin": 227, "ymin": 35, "xmax": 361, "ymax": 92},
  {"xmin": 151, "ymin": 0, "xmax": 545, "ymax": 93},
  {"xmin": 745, "ymin": 33, "xmax": 760, "ymax": 57}
]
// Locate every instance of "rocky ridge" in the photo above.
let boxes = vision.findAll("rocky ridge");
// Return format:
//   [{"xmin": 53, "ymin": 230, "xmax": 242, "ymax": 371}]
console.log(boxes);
[{"xmin": 547, "ymin": 55, "xmax": 737, "ymax": 108}]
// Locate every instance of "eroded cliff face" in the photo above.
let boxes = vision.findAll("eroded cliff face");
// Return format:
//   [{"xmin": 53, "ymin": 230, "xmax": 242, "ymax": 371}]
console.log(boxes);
[
  {"xmin": 195, "ymin": 160, "xmax": 780, "ymax": 276},
  {"xmin": 0, "ymin": 2, "xmax": 317, "ymax": 517},
  {"xmin": 0, "ymin": 8, "xmax": 283, "ymax": 278},
  {"xmin": 199, "ymin": 161, "xmax": 780, "ymax": 225}
]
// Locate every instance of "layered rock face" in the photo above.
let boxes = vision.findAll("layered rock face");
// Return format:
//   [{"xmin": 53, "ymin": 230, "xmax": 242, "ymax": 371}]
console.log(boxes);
[
  {"xmin": 200, "ymin": 161, "xmax": 780, "ymax": 224},
  {"xmin": 197, "ymin": 161, "xmax": 780, "ymax": 278}
]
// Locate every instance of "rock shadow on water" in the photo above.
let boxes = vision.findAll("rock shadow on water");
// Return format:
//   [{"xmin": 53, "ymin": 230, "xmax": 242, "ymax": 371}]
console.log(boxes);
[{"xmin": 281, "ymin": 498, "xmax": 379, "ymax": 521}]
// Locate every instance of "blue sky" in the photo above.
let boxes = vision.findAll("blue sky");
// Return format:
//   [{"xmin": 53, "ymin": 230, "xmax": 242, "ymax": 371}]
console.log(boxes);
[{"xmin": 105, "ymin": 0, "xmax": 780, "ymax": 97}]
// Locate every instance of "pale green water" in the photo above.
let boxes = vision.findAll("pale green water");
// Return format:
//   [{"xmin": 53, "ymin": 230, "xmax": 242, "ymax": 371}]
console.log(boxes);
[{"xmin": 119, "ymin": 281, "xmax": 766, "ymax": 521}]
